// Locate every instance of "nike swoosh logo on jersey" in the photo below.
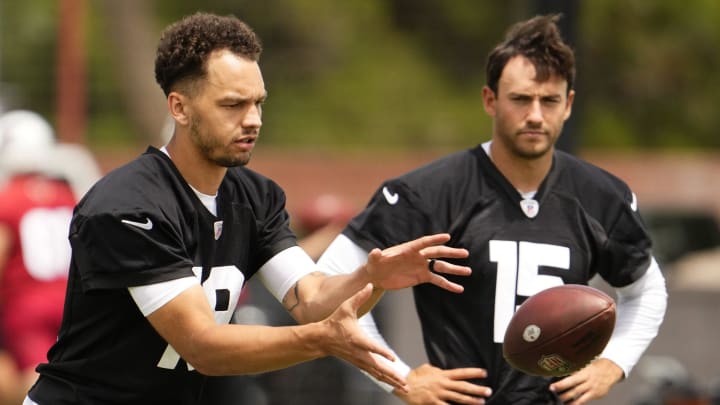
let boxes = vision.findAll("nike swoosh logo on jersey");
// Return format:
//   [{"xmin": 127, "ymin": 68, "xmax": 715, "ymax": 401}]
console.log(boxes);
[
  {"xmin": 121, "ymin": 218, "xmax": 153, "ymax": 230},
  {"xmin": 382, "ymin": 186, "xmax": 399, "ymax": 205}
]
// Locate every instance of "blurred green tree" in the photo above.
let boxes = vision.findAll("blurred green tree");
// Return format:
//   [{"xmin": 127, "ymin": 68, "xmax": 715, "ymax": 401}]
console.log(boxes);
[{"xmin": 1, "ymin": 0, "xmax": 718, "ymax": 150}]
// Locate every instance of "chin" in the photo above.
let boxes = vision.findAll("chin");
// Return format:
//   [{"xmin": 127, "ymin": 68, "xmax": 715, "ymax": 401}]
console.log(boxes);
[
  {"xmin": 516, "ymin": 145, "xmax": 552, "ymax": 160},
  {"xmin": 216, "ymin": 154, "xmax": 252, "ymax": 168}
]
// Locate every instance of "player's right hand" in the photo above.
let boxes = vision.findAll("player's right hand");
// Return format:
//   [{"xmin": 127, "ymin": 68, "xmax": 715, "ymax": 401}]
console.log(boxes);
[
  {"xmin": 364, "ymin": 233, "xmax": 471, "ymax": 293},
  {"xmin": 394, "ymin": 363, "xmax": 492, "ymax": 405},
  {"xmin": 319, "ymin": 283, "xmax": 409, "ymax": 392}
]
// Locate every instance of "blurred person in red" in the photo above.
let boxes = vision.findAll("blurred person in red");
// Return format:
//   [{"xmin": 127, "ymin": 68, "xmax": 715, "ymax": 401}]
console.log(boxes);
[
  {"xmin": 296, "ymin": 193, "xmax": 357, "ymax": 261},
  {"xmin": 0, "ymin": 110, "xmax": 100, "ymax": 404}
]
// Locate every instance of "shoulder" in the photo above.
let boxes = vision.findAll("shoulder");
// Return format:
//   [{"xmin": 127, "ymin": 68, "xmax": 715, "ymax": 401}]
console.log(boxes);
[
  {"xmin": 75, "ymin": 148, "xmax": 183, "ymax": 221},
  {"xmin": 225, "ymin": 165, "xmax": 284, "ymax": 192},
  {"xmin": 80, "ymin": 149, "xmax": 173, "ymax": 211},
  {"xmin": 350, "ymin": 147, "xmax": 483, "ymax": 235},
  {"xmin": 554, "ymin": 151, "xmax": 633, "ymax": 201},
  {"xmin": 384, "ymin": 147, "xmax": 482, "ymax": 199},
  {"xmin": 553, "ymin": 151, "xmax": 641, "ymax": 231},
  {"xmin": 223, "ymin": 166, "xmax": 288, "ymax": 205},
  {"xmin": 398, "ymin": 148, "xmax": 479, "ymax": 183}
]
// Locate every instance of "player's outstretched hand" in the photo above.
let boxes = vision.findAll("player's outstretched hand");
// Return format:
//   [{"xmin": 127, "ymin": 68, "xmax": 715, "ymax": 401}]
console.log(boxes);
[
  {"xmin": 321, "ymin": 283, "xmax": 409, "ymax": 392},
  {"xmin": 365, "ymin": 233, "xmax": 471, "ymax": 293},
  {"xmin": 395, "ymin": 363, "xmax": 492, "ymax": 405},
  {"xmin": 549, "ymin": 358, "xmax": 624, "ymax": 404}
]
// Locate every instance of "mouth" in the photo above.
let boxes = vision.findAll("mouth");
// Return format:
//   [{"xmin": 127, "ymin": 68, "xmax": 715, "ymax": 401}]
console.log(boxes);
[
  {"xmin": 518, "ymin": 130, "xmax": 547, "ymax": 138},
  {"xmin": 230, "ymin": 135, "xmax": 258, "ymax": 153},
  {"xmin": 234, "ymin": 135, "xmax": 257, "ymax": 145}
]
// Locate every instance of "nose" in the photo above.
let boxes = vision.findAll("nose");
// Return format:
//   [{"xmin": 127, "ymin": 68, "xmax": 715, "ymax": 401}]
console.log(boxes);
[
  {"xmin": 526, "ymin": 99, "xmax": 543, "ymax": 125},
  {"xmin": 243, "ymin": 104, "xmax": 262, "ymax": 129}
]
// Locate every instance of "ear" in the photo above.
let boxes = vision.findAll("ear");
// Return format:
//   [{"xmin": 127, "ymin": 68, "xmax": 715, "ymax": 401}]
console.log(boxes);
[
  {"xmin": 482, "ymin": 86, "xmax": 497, "ymax": 117},
  {"xmin": 563, "ymin": 89, "xmax": 575, "ymax": 121},
  {"xmin": 167, "ymin": 92, "xmax": 190, "ymax": 126}
]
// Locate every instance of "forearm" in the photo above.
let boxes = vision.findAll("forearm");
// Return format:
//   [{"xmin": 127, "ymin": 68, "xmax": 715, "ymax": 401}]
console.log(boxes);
[
  {"xmin": 187, "ymin": 322, "xmax": 327, "ymax": 376},
  {"xmin": 357, "ymin": 312, "xmax": 411, "ymax": 392},
  {"xmin": 601, "ymin": 258, "xmax": 667, "ymax": 376},
  {"xmin": 147, "ymin": 283, "xmax": 407, "ymax": 390},
  {"xmin": 287, "ymin": 268, "xmax": 378, "ymax": 324},
  {"xmin": 145, "ymin": 284, "xmax": 328, "ymax": 376}
]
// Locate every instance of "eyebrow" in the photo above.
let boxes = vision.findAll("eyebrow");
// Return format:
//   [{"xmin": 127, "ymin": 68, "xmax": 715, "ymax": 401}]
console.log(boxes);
[
  {"xmin": 508, "ymin": 91, "xmax": 562, "ymax": 99},
  {"xmin": 219, "ymin": 92, "xmax": 268, "ymax": 103}
]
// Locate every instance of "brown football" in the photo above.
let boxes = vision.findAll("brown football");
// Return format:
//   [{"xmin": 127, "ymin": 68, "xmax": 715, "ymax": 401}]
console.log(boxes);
[{"xmin": 502, "ymin": 284, "xmax": 616, "ymax": 377}]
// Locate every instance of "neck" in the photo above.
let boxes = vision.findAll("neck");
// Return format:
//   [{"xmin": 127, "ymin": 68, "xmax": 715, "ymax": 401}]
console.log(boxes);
[
  {"xmin": 488, "ymin": 142, "xmax": 552, "ymax": 194},
  {"xmin": 165, "ymin": 137, "xmax": 226, "ymax": 195}
]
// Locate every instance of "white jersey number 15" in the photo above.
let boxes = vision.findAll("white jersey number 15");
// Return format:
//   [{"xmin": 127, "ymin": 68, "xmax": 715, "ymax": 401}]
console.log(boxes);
[{"xmin": 490, "ymin": 240, "xmax": 569, "ymax": 343}]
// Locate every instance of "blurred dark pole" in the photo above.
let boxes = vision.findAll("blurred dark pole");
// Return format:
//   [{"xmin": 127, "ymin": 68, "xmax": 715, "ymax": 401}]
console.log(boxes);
[
  {"xmin": 99, "ymin": 0, "xmax": 168, "ymax": 145},
  {"xmin": 56, "ymin": 0, "xmax": 87, "ymax": 143},
  {"xmin": 533, "ymin": 0, "xmax": 580, "ymax": 154}
]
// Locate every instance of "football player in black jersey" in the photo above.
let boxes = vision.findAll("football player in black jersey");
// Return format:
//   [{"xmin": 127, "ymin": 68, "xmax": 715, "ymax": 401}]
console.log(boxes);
[
  {"xmin": 24, "ymin": 12, "xmax": 475, "ymax": 405},
  {"xmin": 318, "ymin": 14, "xmax": 667, "ymax": 405}
]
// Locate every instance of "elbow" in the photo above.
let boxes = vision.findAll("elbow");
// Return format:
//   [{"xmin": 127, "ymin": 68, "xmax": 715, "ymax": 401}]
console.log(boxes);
[
  {"xmin": 187, "ymin": 351, "xmax": 222, "ymax": 376},
  {"xmin": 283, "ymin": 273, "xmax": 329, "ymax": 324},
  {"xmin": 291, "ymin": 294, "xmax": 325, "ymax": 324}
]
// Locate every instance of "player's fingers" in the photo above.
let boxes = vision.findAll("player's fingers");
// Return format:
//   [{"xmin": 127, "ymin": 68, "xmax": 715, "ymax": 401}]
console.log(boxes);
[
  {"xmin": 350, "ymin": 325, "xmax": 397, "ymax": 364},
  {"xmin": 370, "ymin": 361, "xmax": 407, "ymax": 392},
  {"xmin": 409, "ymin": 233, "xmax": 452, "ymax": 248},
  {"xmin": 367, "ymin": 342, "xmax": 396, "ymax": 364},
  {"xmin": 441, "ymin": 389, "xmax": 487, "ymax": 405},
  {"xmin": 549, "ymin": 373, "xmax": 579, "ymax": 394},
  {"xmin": 343, "ymin": 334, "xmax": 404, "ymax": 389},
  {"xmin": 347, "ymin": 283, "xmax": 374, "ymax": 312},
  {"xmin": 428, "ymin": 273, "xmax": 465, "ymax": 293},
  {"xmin": 442, "ymin": 367, "xmax": 488, "ymax": 381},
  {"xmin": 429, "ymin": 259, "xmax": 472, "ymax": 277},
  {"xmin": 421, "ymin": 245, "xmax": 470, "ymax": 260},
  {"xmin": 553, "ymin": 384, "xmax": 582, "ymax": 404},
  {"xmin": 571, "ymin": 392, "xmax": 589, "ymax": 405},
  {"xmin": 443, "ymin": 380, "xmax": 492, "ymax": 398}
]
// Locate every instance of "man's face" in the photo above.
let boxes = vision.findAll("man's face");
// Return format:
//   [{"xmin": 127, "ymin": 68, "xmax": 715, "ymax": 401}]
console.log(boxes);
[
  {"xmin": 483, "ymin": 55, "xmax": 574, "ymax": 160},
  {"xmin": 187, "ymin": 50, "xmax": 267, "ymax": 167}
]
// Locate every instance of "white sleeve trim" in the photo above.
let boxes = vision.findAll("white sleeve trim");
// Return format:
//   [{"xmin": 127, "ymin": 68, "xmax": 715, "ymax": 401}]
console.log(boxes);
[
  {"xmin": 600, "ymin": 257, "xmax": 668, "ymax": 377},
  {"xmin": 318, "ymin": 234, "xmax": 412, "ymax": 392},
  {"xmin": 257, "ymin": 246, "xmax": 317, "ymax": 302},
  {"xmin": 128, "ymin": 276, "xmax": 199, "ymax": 316}
]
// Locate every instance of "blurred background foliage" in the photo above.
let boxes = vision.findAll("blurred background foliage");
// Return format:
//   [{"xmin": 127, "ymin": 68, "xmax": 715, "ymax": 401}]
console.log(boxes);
[{"xmin": 1, "ymin": 0, "xmax": 719, "ymax": 152}]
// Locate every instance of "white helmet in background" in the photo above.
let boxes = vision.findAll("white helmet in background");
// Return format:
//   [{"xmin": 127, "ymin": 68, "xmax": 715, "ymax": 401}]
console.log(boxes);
[{"xmin": 0, "ymin": 110, "xmax": 56, "ymax": 175}]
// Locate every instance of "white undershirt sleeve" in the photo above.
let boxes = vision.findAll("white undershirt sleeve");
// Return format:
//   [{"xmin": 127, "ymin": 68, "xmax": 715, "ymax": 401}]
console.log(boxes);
[
  {"xmin": 128, "ymin": 276, "xmax": 199, "ymax": 316},
  {"xmin": 257, "ymin": 246, "xmax": 317, "ymax": 303},
  {"xmin": 601, "ymin": 257, "xmax": 668, "ymax": 377},
  {"xmin": 318, "ymin": 234, "xmax": 412, "ymax": 392}
]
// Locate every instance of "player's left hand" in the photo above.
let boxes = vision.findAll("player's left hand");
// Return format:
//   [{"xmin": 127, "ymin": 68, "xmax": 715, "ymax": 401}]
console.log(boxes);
[
  {"xmin": 395, "ymin": 363, "xmax": 491, "ymax": 405},
  {"xmin": 321, "ymin": 283, "xmax": 409, "ymax": 391},
  {"xmin": 364, "ymin": 233, "xmax": 471, "ymax": 293},
  {"xmin": 549, "ymin": 358, "xmax": 624, "ymax": 404}
]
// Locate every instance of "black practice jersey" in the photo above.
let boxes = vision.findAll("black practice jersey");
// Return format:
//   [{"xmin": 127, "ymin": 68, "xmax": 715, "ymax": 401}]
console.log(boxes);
[
  {"xmin": 29, "ymin": 147, "xmax": 296, "ymax": 404},
  {"xmin": 343, "ymin": 145, "xmax": 652, "ymax": 405}
]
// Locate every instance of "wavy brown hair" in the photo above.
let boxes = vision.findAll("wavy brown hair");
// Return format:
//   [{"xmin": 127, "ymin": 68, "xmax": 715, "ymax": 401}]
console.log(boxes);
[{"xmin": 486, "ymin": 14, "xmax": 575, "ymax": 94}]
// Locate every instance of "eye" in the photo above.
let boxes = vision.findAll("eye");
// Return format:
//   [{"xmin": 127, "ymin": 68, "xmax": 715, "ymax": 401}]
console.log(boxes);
[
  {"xmin": 511, "ymin": 95, "xmax": 532, "ymax": 104},
  {"xmin": 221, "ymin": 101, "xmax": 243, "ymax": 109}
]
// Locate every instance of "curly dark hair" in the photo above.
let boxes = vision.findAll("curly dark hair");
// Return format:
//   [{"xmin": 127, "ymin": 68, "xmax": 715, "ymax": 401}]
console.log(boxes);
[
  {"xmin": 486, "ymin": 14, "xmax": 575, "ymax": 94},
  {"xmin": 154, "ymin": 12, "xmax": 263, "ymax": 96}
]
